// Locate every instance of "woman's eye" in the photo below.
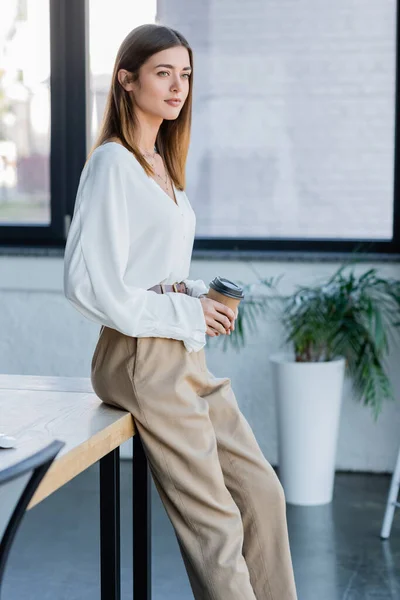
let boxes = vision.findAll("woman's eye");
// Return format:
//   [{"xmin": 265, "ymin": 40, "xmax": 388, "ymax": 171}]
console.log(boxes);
[{"xmin": 157, "ymin": 71, "xmax": 191, "ymax": 78}]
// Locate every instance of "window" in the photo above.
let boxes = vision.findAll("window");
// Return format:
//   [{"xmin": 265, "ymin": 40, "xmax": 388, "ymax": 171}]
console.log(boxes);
[
  {"xmin": 0, "ymin": 0, "xmax": 50, "ymax": 225},
  {"xmin": 0, "ymin": 1, "xmax": 399, "ymax": 254},
  {"xmin": 0, "ymin": 0, "xmax": 82, "ymax": 246},
  {"xmin": 174, "ymin": 0, "xmax": 399, "ymax": 253}
]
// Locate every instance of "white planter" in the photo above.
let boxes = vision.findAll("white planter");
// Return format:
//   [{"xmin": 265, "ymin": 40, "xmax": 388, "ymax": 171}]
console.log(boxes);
[{"xmin": 270, "ymin": 353, "xmax": 345, "ymax": 506}]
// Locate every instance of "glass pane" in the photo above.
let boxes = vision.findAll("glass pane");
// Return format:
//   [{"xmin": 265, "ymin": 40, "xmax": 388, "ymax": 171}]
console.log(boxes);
[
  {"xmin": 0, "ymin": 0, "xmax": 51, "ymax": 225},
  {"xmin": 159, "ymin": 1, "xmax": 396, "ymax": 241},
  {"xmin": 88, "ymin": 1, "xmax": 157, "ymax": 148}
]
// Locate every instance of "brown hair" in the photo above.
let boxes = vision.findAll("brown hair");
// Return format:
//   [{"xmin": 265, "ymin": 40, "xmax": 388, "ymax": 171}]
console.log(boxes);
[{"xmin": 88, "ymin": 23, "xmax": 193, "ymax": 190}]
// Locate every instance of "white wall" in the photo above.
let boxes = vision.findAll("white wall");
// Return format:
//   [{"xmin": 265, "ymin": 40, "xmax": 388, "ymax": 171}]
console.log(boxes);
[{"xmin": 1, "ymin": 254, "xmax": 399, "ymax": 473}]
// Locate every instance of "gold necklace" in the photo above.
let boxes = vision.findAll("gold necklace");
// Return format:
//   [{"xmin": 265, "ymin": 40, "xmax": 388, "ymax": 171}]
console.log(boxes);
[{"xmin": 140, "ymin": 146, "xmax": 170, "ymax": 192}]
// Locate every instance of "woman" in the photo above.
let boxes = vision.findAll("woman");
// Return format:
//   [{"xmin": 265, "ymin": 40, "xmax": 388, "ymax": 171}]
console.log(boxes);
[{"xmin": 64, "ymin": 23, "xmax": 298, "ymax": 600}]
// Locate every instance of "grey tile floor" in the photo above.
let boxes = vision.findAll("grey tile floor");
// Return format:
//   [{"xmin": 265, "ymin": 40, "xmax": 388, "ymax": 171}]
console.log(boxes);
[{"xmin": 2, "ymin": 461, "xmax": 400, "ymax": 600}]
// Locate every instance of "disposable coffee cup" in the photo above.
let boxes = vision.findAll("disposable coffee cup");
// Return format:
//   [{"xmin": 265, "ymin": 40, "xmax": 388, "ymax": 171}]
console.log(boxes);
[{"xmin": 206, "ymin": 276, "xmax": 245, "ymax": 313}]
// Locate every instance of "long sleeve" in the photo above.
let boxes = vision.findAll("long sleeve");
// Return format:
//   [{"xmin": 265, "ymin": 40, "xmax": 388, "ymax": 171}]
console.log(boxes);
[
  {"xmin": 63, "ymin": 149, "xmax": 207, "ymax": 353},
  {"xmin": 183, "ymin": 278, "xmax": 210, "ymax": 298}
]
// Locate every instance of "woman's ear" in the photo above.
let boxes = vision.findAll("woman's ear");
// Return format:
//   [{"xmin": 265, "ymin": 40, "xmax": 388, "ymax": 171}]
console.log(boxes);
[{"xmin": 117, "ymin": 69, "xmax": 134, "ymax": 92}]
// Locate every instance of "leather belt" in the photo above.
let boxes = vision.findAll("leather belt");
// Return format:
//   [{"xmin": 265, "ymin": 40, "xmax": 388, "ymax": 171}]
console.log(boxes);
[{"xmin": 148, "ymin": 281, "xmax": 188, "ymax": 294}]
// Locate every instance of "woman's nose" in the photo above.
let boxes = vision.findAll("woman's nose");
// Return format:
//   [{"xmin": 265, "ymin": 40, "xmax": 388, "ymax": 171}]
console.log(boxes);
[{"xmin": 171, "ymin": 75, "xmax": 183, "ymax": 92}]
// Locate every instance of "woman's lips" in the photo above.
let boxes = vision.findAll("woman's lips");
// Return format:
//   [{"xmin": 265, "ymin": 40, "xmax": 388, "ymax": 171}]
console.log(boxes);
[{"xmin": 165, "ymin": 99, "xmax": 181, "ymax": 106}]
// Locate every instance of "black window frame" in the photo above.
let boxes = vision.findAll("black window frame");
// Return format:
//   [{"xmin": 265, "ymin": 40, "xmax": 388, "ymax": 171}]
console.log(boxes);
[{"xmin": 0, "ymin": 0, "xmax": 399, "ymax": 256}]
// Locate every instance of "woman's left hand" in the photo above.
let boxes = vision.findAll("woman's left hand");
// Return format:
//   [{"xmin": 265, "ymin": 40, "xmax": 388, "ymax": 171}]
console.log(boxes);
[
  {"xmin": 199, "ymin": 295, "xmax": 238, "ymax": 335},
  {"xmin": 228, "ymin": 307, "xmax": 238, "ymax": 332}
]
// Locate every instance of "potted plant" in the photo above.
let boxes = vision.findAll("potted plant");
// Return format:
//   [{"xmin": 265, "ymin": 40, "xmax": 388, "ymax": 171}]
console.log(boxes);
[{"xmin": 216, "ymin": 265, "xmax": 400, "ymax": 505}]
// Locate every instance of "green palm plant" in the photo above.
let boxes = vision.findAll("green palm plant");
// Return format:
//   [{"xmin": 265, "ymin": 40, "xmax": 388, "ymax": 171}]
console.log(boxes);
[{"xmin": 216, "ymin": 266, "xmax": 400, "ymax": 421}]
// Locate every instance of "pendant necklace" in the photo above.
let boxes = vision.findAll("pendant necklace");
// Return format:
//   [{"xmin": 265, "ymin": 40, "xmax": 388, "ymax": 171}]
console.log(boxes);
[{"xmin": 140, "ymin": 145, "xmax": 171, "ymax": 194}]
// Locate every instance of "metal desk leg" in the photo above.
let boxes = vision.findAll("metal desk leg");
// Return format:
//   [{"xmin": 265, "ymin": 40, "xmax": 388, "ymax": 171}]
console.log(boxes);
[
  {"xmin": 133, "ymin": 433, "xmax": 151, "ymax": 599},
  {"xmin": 100, "ymin": 448, "xmax": 121, "ymax": 599},
  {"xmin": 381, "ymin": 443, "xmax": 400, "ymax": 539}
]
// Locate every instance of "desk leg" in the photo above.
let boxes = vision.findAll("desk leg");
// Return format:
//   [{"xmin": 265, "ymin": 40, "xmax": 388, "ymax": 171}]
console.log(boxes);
[
  {"xmin": 100, "ymin": 448, "xmax": 121, "ymax": 600},
  {"xmin": 133, "ymin": 433, "xmax": 151, "ymax": 599}
]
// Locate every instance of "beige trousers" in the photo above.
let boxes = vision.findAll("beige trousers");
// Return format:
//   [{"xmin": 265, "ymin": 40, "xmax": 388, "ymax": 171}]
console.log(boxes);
[{"xmin": 91, "ymin": 326, "xmax": 298, "ymax": 600}]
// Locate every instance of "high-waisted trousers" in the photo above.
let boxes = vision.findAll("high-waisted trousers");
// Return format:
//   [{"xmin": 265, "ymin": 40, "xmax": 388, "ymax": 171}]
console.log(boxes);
[{"xmin": 91, "ymin": 326, "xmax": 298, "ymax": 600}]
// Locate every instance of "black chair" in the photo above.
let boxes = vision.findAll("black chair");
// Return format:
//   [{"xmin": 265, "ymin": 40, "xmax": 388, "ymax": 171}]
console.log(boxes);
[{"xmin": 0, "ymin": 440, "xmax": 65, "ymax": 597}]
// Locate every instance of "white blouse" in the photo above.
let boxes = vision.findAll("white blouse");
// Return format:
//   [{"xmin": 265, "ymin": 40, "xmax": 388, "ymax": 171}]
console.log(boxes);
[{"xmin": 63, "ymin": 141, "xmax": 209, "ymax": 353}]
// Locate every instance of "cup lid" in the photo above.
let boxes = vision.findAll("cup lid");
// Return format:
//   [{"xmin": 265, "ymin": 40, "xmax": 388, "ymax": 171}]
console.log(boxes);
[{"xmin": 208, "ymin": 276, "xmax": 245, "ymax": 299}]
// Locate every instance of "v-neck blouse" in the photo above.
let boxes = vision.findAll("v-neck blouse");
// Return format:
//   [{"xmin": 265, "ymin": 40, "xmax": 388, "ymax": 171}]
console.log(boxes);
[{"xmin": 63, "ymin": 142, "xmax": 209, "ymax": 353}]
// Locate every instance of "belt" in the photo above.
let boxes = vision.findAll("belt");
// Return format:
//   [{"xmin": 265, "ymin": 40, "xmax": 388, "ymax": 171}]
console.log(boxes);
[{"xmin": 148, "ymin": 281, "xmax": 188, "ymax": 294}]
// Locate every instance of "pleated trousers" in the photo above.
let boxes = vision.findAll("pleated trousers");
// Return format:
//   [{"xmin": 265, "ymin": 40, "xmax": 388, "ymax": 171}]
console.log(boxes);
[{"xmin": 91, "ymin": 326, "xmax": 298, "ymax": 600}]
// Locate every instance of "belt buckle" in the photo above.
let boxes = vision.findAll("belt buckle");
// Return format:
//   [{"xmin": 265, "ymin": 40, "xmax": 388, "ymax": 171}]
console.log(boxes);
[{"xmin": 172, "ymin": 283, "xmax": 178, "ymax": 293}]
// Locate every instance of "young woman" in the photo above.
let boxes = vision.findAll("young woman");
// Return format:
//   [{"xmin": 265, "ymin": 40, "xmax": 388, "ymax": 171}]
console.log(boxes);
[{"xmin": 64, "ymin": 23, "xmax": 298, "ymax": 600}]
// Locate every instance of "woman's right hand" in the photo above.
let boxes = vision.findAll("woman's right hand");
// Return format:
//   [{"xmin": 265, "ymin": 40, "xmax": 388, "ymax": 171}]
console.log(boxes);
[{"xmin": 199, "ymin": 296, "xmax": 236, "ymax": 337}]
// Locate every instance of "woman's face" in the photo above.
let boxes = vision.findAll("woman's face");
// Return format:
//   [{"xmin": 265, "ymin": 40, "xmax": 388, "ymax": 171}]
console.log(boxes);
[{"xmin": 120, "ymin": 46, "xmax": 191, "ymax": 121}]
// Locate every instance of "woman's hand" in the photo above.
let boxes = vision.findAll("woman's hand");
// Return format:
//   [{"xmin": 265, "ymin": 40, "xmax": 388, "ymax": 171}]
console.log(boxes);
[{"xmin": 199, "ymin": 296, "xmax": 237, "ymax": 337}]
